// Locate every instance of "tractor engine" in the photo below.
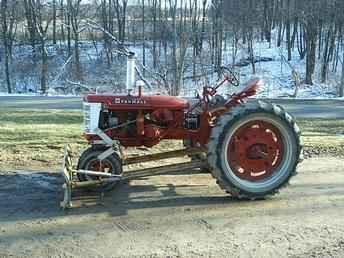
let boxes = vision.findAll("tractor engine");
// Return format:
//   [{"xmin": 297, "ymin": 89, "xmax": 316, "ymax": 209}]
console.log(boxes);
[{"xmin": 83, "ymin": 93, "xmax": 192, "ymax": 147}]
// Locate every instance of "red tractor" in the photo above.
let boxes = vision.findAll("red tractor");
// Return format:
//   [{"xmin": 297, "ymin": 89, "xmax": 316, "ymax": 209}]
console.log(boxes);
[{"xmin": 61, "ymin": 63, "xmax": 302, "ymax": 208}]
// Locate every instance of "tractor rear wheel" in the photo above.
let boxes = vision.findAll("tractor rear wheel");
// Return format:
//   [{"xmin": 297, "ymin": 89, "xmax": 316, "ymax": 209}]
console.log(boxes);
[
  {"xmin": 77, "ymin": 147, "xmax": 122, "ymax": 191},
  {"xmin": 207, "ymin": 100, "xmax": 303, "ymax": 199}
]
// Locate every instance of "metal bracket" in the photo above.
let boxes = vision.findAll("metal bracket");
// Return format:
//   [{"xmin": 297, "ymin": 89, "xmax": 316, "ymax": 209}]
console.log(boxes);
[
  {"xmin": 93, "ymin": 127, "xmax": 119, "ymax": 160},
  {"xmin": 94, "ymin": 128, "xmax": 113, "ymax": 146},
  {"xmin": 97, "ymin": 147, "xmax": 115, "ymax": 161}
]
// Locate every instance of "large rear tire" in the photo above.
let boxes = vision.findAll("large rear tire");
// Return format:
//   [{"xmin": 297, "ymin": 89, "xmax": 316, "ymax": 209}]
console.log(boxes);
[{"xmin": 207, "ymin": 100, "xmax": 303, "ymax": 199}]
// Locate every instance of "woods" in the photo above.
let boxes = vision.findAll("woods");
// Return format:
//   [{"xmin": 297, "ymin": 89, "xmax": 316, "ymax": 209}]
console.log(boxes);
[{"xmin": 0, "ymin": 0, "xmax": 344, "ymax": 96}]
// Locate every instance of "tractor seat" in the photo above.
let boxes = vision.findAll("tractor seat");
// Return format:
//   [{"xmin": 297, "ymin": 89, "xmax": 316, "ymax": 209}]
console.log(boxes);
[{"xmin": 238, "ymin": 78, "xmax": 262, "ymax": 96}]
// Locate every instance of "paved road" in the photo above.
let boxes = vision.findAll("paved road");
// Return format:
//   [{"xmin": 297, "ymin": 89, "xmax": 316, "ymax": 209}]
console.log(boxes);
[
  {"xmin": 0, "ymin": 95, "xmax": 343, "ymax": 118},
  {"xmin": 0, "ymin": 96, "xmax": 82, "ymax": 110}
]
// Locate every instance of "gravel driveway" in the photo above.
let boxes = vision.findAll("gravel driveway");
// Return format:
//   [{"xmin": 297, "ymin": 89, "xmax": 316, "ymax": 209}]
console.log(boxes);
[{"xmin": 0, "ymin": 157, "xmax": 343, "ymax": 257}]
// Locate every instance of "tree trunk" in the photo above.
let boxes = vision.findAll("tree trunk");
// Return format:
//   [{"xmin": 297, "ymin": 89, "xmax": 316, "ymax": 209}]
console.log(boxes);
[
  {"xmin": 248, "ymin": 31, "xmax": 256, "ymax": 74},
  {"xmin": 151, "ymin": 0, "xmax": 158, "ymax": 69},
  {"xmin": 305, "ymin": 19, "xmax": 317, "ymax": 85},
  {"xmin": 286, "ymin": 0, "xmax": 292, "ymax": 61},
  {"xmin": 321, "ymin": 23, "xmax": 337, "ymax": 83},
  {"xmin": 142, "ymin": 0, "xmax": 145, "ymax": 68},
  {"xmin": 1, "ymin": 0, "xmax": 13, "ymax": 93},
  {"xmin": 171, "ymin": 2, "xmax": 178, "ymax": 95},
  {"xmin": 200, "ymin": 0, "xmax": 207, "ymax": 51},
  {"xmin": 277, "ymin": 22, "xmax": 283, "ymax": 47},
  {"xmin": 4, "ymin": 45, "xmax": 12, "ymax": 93},
  {"xmin": 40, "ymin": 40, "xmax": 48, "ymax": 94},
  {"xmin": 247, "ymin": 0, "xmax": 255, "ymax": 74},
  {"xmin": 291, "ymin": 17, "xmax": 298, "ymax": 48},
  {"xmin": 297, "ymin": 24, "xmax": 306, "ymax": 60},
  {"xmin": 101, "ymin": 0, "xmax": 111, "ymax": 68},
  {"xmin": 23, "ymin": 0, "xmax": 36, "ymax": 50},
  {"xmin": 67, "ymin": 8, "xmax": 71, "ymax": 56},
  {"xmin": 60, "ymin": 0, "xmax": 65, "ymax": 42},
  {"xmin": 68, "ymin": 0, "xmax": 82, "ymax": 81},
  {"xmin": 74, "ymin": 33, "xmax": 82, "ymax": 81},
  {"xmin": 340, "ymin": 50, "xmax": 344, "ymax": 97},
  {"xmin": 318, "ymin": 20, "xmax": 322, "ymax": 60},
  {"xmin": 305, "ymin": 35, "xmax": 316, "ymax": 85},
  {"xmin": 52, "ymin": 0, "xmax": 56, "ymax": 44}
]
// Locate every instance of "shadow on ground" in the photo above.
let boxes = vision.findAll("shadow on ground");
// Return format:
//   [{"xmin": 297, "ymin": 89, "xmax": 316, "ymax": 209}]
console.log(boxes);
[
  {"xmin": 1, "ymin": 168, "xmax": 344, "ymax": 224},
  {"xmin": 0, "ymin": 170, "xmax": 234, "ymax": 222}
]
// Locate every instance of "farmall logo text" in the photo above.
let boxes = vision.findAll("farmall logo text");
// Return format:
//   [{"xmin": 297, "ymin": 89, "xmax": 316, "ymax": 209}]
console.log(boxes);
[{"xmin": 114, "ymin": 98, "xmax": 146, "ymax": 105}]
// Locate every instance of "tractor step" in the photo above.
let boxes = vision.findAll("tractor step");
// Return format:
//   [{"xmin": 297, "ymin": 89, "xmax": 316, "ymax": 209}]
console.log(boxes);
[{"xmin": 60, "ymin": 145, "xmax": 208, "ymax": 209}]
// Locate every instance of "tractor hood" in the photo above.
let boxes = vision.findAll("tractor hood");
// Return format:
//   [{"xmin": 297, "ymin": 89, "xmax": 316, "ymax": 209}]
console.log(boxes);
[{"xmin": 84, "ymin": 94, "xmax": 189, "ymax": 110}]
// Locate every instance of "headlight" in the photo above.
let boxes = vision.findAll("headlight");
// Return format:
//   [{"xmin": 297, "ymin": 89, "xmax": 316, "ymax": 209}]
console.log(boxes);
[{"xmin": 83, "ymin": 102, "xmax": 101, "ymax": 133}]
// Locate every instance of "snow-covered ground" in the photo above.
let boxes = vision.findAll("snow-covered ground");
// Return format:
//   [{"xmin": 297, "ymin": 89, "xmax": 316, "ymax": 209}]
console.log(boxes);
[
  {"xmin": 0, "ymin": 37, "xmax": 343, "ymax": 99},
  {"xmin": 236, "ymin": 42, "xmax": 341, "ymax": 99}
]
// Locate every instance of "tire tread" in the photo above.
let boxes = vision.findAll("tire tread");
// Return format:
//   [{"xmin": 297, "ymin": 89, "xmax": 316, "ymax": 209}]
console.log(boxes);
[{"xmin": 207, "ymin": 100, "xmax": 303, "ymax": 199}]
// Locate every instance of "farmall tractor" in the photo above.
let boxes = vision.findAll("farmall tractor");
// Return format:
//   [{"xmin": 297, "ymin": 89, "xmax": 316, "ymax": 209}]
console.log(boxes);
[{"xmin": 61, "ymin": 53, "xmax": 303, "ymax": 208}]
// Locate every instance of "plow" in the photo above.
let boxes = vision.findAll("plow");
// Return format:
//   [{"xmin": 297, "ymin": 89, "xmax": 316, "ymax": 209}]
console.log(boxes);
[
  {"xmin": 60, "ymin": 54, "xmax": 303, "ymax": 209},
  {"xmin": 61, "ymin": 144, "xmax": 208, "ymax": 208}
]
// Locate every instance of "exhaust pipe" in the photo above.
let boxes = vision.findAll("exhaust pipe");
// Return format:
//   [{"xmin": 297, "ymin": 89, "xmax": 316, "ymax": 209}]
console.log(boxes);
[{"xmin": 126, "ymin": 52, "xmax": 136, "ymax": 94}]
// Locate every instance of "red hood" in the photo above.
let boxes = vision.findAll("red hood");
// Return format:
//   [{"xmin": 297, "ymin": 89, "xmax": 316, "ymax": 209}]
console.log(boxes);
[{"xmin": 84, "ymin": 94, "xmax": 189, "ymax": 110}]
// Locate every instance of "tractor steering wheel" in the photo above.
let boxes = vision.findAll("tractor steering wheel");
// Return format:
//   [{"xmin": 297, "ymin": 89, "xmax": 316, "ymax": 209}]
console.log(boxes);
[{"xmin": 219, "ymin": 66, "xmax": 240, "ymax": 87}]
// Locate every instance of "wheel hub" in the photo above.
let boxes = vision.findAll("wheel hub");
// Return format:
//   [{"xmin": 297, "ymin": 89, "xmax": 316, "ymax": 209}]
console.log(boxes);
[
  {"xmin": 86, "ymin": 159, "xmax": 113, "ymax": 180},
  {"xmin": 228, "ymin": 121, "xmax": 284, "ymax": 181}
]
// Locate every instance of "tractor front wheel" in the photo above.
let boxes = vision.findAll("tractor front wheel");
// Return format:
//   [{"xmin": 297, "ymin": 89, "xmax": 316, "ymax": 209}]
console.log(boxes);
[
  {"xmin": 207, "ymin": 100, "xmax": 303, "ymax": 199},
  {"xmin": 77, "ymin": 147, "xmax": 122, "ymax": 191}
]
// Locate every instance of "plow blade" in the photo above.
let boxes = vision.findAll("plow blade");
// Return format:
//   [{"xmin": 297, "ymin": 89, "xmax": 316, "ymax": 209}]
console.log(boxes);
[{"xmin": 60, "ymin": 145, "xmax": 121, "ymax": 209}]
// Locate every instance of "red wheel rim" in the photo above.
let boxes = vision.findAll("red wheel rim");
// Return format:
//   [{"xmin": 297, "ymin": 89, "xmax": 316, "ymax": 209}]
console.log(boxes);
[
  {"xmin": 227, "ymin": 120, "xmax": 284, "ymax": 182},
  {"xmin": 86, "ymin": 159, "xmax": 113, "ymax": 179}
]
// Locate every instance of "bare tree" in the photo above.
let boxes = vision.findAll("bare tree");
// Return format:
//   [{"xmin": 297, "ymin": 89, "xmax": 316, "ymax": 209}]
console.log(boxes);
[
  {"xmin": 149, "ymin": 0, "xmax": 159, "ymax": 68},
  {"xmin": 340, "ymin": 51, "xmax": 344, "ymax": 97},
  {"xmin": 189, "ymin": 0, "xmax": 201, "ymax": 78},
  {"xmin": 167, "ymin": 0, "xmax": 189, "ymax": 95},
  {"xmin": 30, "ymin": 0, "xmax": 53, "ymax": 94},
  {"xmin": 67, "ymin": 0, "xmax": 83, "ymax": 81},
  {"xmin": 99, "ymin": 0, "xmax": 115, "ymax": 67},
  {"xmin": 247, "ymin": 0, "xmax": 257, "ymax": 74},
  {"xmin": 59, "ymin": 0, "xmax": 65, "ymax": 42},
  {"xmin": 142, "ymin": 0, "xmax": 145, "ymax": 68},
  {"xmin": 303, "ymin": 4, "xmax": 319, "ymax": 85},
  {"xmin": 2, "ymin": 0, "xmax": 344, "ymax": 97},
  {"xmin": 320, "ymin": 22, "xmax": 337, "ymax": 83},
  {"xmin": 320, "ymin": 1, "xmax": 337, "ymax": 83},
  {"xmin": 263, "ymin": 0, "xmax": 273, "ymax": 45},
  {"xmin": 285, "ymin": 0, "xmax": 292, "ymax": 61},
  {"xmin": 52, "ymin": 0, "xmax": 57, "ymax": 44},
  {"xmin": 338, "ymin": 0, "xmax": 344, "ymax": 97},
  {"xmin": 113, "ymin": 0, "xmax": 128, "ymax": 43},
  {"xmin": 1, "ymin": 0, "xmax": 18, "ymax": 93},
  {"xmin": 210, "ymin": 0, "xmax": 224, "ymax": 70},
  {"xmin": 23, "ymin": 0, "xmax": 37, "ymax": 50}
]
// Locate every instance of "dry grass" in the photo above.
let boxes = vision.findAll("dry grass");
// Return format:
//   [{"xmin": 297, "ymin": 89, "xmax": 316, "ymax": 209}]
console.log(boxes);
[{"xmin": 0, "ymin": 108, "xmax": 343, "ymax": 170}]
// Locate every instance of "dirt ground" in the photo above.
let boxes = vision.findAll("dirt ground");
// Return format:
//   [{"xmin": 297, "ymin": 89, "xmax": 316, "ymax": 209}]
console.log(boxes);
[{"xmin": 0, "ymin": 157, "xmax": 344, "ymax": 258}]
